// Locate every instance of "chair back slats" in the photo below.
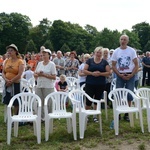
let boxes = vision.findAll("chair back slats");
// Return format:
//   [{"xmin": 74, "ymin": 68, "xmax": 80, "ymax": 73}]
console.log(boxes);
[
  {"xmin": 45, "ymin": 92, "xmax": 69, "ymax": 113},
  {"xmin": 136, "ymin": 88, "xmax": 150, "ymax": 107}
]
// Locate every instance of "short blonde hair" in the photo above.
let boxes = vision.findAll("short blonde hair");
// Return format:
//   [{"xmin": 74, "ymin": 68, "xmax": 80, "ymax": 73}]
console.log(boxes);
[
  {"xmin": 60, "ymin": 74, "xmax": 66, "ymax": 80},
  {"xmin": 94, "ymin": 46, "xmax": 103, "ymax": 55},
  {"xmin": 103, "ymin": 48, "xmax": 109, "ymax": 53},
  {"xmin": 84, "ymin": 53, "xmax": 91, "ymax": 59}
]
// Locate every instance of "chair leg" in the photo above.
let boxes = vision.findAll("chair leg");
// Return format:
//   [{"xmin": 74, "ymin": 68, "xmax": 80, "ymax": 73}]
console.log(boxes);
[
  {"xmin": 7, "ymin": 120, "xmax": 12, "ymax": 145},
  {"xmin": 36, "ymin": 120, "xmax": 41, "ymax": 144},
  {"xmin": 147, "ymin": 108, "xmax": 150, "ymax": 132},
  {"xmin": 139, "ymin": 110, "xmax": 144, "ymax": 133},
  {"xmin": 67, "ymin": 118, "xmax": 72, "ymax": 133},
  {"xmin": 129, "ymin": 113, "xmax": 134, "ymax": 127},
  {"xmin": 45, "ymin": 118, "xmax": 50, "ymax": 141},
  {"xmin": 104, "ymin": 91, "xmax": 108, "ymax": 120},
  {"xmin": 99, "ymin": 114, "xmax": 102, "ymax": 135},
  {"xmin": 72, "ymin": 117, "xmax": 77, "ymax": 140},
  {"xmin": 80, "ymin": 114, "xmax": 86, "ymax": 139},
  {"xmin": 114, "ymin": 113, "xmax": 119, "ymax": 135},
  {"xmin": 49, "ymin": 119, "xmax": 53, "ymax": 134},
  {"xmin": 33, "ymin": 122, "xmax": 36, "ymax": 136},
  {"xmin": 14, "ymin": 122, "xmax": 19, "ymax": 137}
]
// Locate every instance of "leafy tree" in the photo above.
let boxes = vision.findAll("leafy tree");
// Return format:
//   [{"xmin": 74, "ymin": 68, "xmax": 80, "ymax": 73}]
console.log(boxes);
[
  {"xmin": 43, "ymin": 40, "xmax": 53, "ymax": 50},
  {"xmin": 29, "ymin": 18, "xmax": 52, "ymax": 51},
  {"xmin": 84, "ymin": 24, "xmax": 98, "ymax": 36},
  {"xmin": 25, "ymin": 40, "xmax": 37, "ymax": 54},
  {"xmin": 76, "ymin": 42, "xmax": 87, "ymax": 55},
  {"xmin": 132, "ymin": 22, "xmax": 150, "ymax": 51},
  {"xmin": 60, "ymin": 43, "xmax": 71, "ymax": 54},
  {"xmin": 92, "ymin": 28, "xmax": 121, "ymax": 50},
  {"xmin": 144, "ymin": 40, "xmax": 150, "ymax": 52},
  {"xmin": 0, "ymin": 12, "xmax": 31, "ymax": 54}
]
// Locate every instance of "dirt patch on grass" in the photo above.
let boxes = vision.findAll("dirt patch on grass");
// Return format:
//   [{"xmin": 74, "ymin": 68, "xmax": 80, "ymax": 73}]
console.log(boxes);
[{"xmin": 82, "ymin": 140, "xmax": 150, "ymax": 150}]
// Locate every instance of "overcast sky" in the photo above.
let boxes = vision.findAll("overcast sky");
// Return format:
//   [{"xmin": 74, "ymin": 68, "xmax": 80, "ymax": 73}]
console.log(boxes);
[{"xmin": 1, "ymin": 0, "xmax": 150, "ymax": 31}]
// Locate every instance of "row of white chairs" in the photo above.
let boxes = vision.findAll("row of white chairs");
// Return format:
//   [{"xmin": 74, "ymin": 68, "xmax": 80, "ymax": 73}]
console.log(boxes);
[
  {"xmin": 7, "ymin": 89, "xmax": 103, "ymax": 144},
  {"xmin": 6, "ymin": 85, "xmax": 150, "ymax": 144}
]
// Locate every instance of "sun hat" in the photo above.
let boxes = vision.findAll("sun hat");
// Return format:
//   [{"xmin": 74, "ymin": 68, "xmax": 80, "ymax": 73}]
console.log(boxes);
[
  {"xmin": 6, "ymin": 44, "xmax": 18, "ymax": 51},
  {"xmin": 42, "ymin": 49, "xmax": 51, "ymax": 55}
]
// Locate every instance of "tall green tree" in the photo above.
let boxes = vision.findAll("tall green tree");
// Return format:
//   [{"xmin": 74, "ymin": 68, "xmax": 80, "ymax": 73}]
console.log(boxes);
[
  {"xmin": 43, "ymin": 40, "xmax": 53, "ymax": 50},
  {"xmin": 25, "ymin": 40, "xmax": 37, "ymax": 53},
  {"xmin": 0, "ymin": 12, "xmax": 31, "ymax": 54},
  {"xmin": 60, "ymin": 43, "xmax": 71, "ymax": 54},
  {"xmin": 29, "ymin": 18, "xmax": 52, "ymax": 51},
  {"xmin": 132, "ymin": 22, "xmax": 150, "ymax": 51},
  {"xmin": 144, "ymin": 40, "xmax": 150, "ymax": 52}
]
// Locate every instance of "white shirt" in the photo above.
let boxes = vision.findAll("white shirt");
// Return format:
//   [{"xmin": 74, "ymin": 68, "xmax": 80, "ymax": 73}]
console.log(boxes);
[
  {"xmin": 23, "ymin": 70, "xmax": 34, "ymax": 81},
  {"xmin": 78, "ymin": 63, "xmax": 86, "ymax": 83},
  {"xmin": 111, "ymin": 46, "xmax": 137, "ymax": 73},
  {"xmin": 35, "ymin": 61, "xmax": 57, "ymax": 88}
]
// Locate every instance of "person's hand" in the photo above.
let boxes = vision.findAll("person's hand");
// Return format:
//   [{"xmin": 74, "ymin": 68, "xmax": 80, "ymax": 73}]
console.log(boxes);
[
  {"xmin": 37, "ymin": 71, "xmax": 44, "ymax": 76},
  {"xmin": 121, "ymin": 74, "xmax": 133, "ymax": 80},
  {"xmin": 6, "ymin": 80, "xmax": 12, "ymax": 87},
  {"xmin": 92, "ymin": 71, "xmax": 100, "ymax": 77}
]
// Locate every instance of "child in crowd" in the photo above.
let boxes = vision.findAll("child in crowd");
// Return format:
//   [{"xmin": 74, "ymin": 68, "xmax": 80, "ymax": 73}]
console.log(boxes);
[
  {"xmin": 23, "ymin": 65, "xmax": 34, "ymax": 81},
  {"xmin": 57, "ymin": 74, "xmax": 68, "ymax": 92},
  {"xmin": 57, "ymin": 74, "xmax": 69, "ymax": 106}
]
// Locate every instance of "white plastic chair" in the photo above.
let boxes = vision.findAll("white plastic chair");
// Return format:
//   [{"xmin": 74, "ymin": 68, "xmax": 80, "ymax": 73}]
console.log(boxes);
[
  {"xmin": 44, "ymin": 92, "xmax": 77, "ymax": 141},
  {"xmin": 135, "ymin": 88, "xmax": 150, "ymax": 132},
  {"xmin": 0, "ymin": 76, "xmax": 5, "ymax": 96},
  {"xmin": 4, "ymin": 78, "xmax": 32, "ymax": 123},
  {"xmin": 110, "ymin": 78, "xmax": 116, "ymax": 91},
  {"xmin": 138, "ymin": 71, "xmax": 143, "ymax": 86},
  {"xmin": 7, "ymin": 92, "xmax": 41, "ymax": 145},
  {"xmin": 68, "ymin": 89, "xmax": 102, "ymax": 139},
  {"xmin": 20, "ymin": 78, "xmax": 31, "ymax": 92},
  {"xmin": 80, "ymin": 83, "xmax": 108, "ymax": 120},
  {"xmin": 108, "ymin": 88, "xmax": 144, "ymax": 135},
  {"xmin": 28, "ymin": 77, "xmax": 36, "ymax": 93},
  {"xmin": 66, "ymin": 77, "xmax": 78, "ymax": 91}
]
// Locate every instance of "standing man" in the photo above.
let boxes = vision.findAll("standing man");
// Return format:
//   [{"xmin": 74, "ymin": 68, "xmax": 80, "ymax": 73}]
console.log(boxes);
[
  {"xmin": 53, "ymin": 50, "xmax": 65, "ymax": 76},
  {"xmin": 111, "ymin": 34, "xmax": 138, "ymax": 121},
  {"xmin": 142, "ymin": 51, "xmax": 150, "ymax": 86}
]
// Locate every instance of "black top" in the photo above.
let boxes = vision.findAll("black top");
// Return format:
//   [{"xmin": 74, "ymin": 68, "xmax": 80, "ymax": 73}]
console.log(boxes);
[
  {"xmin": 86, "ymin": 58, "xmax": 109, "ymax": 85},
  {"xmin": 58, "ymin": 81, "xmax": 68, "ymax": 89}
]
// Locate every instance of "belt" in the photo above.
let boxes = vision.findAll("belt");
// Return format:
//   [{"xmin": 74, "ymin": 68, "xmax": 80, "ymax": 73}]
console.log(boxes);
[{"xmin": 120, "ymin": 72, "xmax": 132, "ymax": 75}]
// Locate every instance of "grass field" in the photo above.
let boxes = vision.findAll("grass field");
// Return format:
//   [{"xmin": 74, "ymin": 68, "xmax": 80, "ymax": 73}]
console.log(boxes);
[{"xmin": 0, "ymin": 97, "xmax": 150, "ymax": 150}]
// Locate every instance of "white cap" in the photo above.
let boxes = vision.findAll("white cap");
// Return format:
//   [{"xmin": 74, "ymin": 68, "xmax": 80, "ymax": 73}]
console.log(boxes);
[{"xmin": 42, "ymin": 49, "xmax": 51, "ymax": 55}]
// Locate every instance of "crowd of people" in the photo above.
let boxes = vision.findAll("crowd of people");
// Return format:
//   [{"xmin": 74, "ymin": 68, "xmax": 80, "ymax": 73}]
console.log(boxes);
[{"xmin": 1, "ymin": 34, "xmax": 150, "ymax": 123}]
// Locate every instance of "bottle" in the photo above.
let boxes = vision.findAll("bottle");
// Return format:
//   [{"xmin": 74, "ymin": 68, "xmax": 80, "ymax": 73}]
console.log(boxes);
[{"xmin": 110, "ymin": 120, "xmax": 114, "ymax": 129}]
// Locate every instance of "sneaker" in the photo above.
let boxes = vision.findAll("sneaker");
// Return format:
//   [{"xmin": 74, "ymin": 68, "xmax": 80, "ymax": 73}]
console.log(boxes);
[
  {"xmin": 123, "ymin": 116, "xmax": 130, "ymax": 122},
  {"xmin": 93, "ymin": 118, "xmax": 99, "ymax": 123}
]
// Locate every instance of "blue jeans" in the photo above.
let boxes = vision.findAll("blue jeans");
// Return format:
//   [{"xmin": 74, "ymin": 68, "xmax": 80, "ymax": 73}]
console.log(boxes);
[{"xmin": 116, "ymin": 75, "xmax": 135, "ymax": 101}]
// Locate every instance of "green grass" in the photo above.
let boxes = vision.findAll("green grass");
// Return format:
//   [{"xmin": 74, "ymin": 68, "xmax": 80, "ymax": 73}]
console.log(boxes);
[{"xmin": 0, "ymin": 99, "xmax": 150, "ymax": 150}]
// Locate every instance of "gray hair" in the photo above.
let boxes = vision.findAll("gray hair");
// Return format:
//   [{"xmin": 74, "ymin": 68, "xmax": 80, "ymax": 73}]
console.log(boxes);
[{"xmin": 120, "ymin": 34, "xmax": 129, "ymax": 42}]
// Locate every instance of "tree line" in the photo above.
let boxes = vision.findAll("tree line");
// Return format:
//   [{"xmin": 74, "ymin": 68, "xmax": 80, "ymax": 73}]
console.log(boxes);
[{"xmin": 0, "ymin": 12, "xmax": 150, "ymax": 55}]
